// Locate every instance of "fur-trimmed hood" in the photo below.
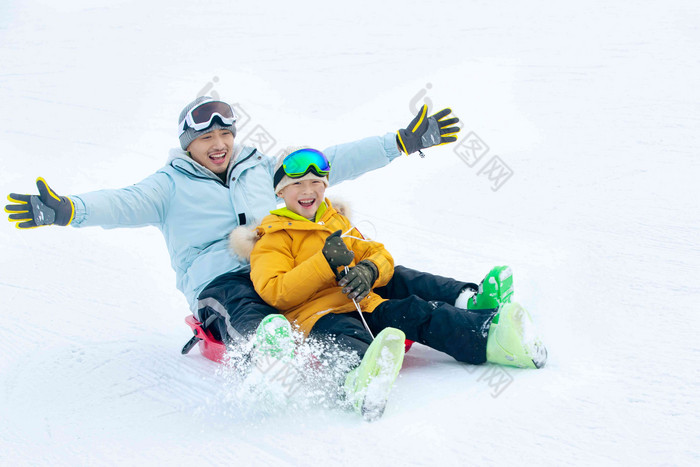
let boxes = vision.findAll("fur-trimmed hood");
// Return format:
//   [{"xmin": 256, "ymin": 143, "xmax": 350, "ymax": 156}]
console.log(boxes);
[{"xmin": 229, "ymin": 198, "xmax": 350, "ymax": 261}]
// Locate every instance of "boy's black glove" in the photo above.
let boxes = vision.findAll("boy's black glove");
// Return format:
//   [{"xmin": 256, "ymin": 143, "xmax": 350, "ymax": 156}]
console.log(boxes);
[
  {"xmin": 396, "ymin": 104, "xmax": 460, "ymax": 155},
  {"xmin": 322, "ymin": 230, "xmax": 354, "ymax": 278},
  {"xmin": 5, "ymin": 178, "xmax": 75, "ymax": 229},
  {"xmin": 338, "ymin": 260, "xmax": 378, "ymax": 301}
]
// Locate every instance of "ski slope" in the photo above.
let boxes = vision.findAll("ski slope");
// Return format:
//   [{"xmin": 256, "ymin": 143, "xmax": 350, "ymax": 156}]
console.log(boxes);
[{"xmin": 1, "ymin": 0, "xmax": 698, "ymax": 465}]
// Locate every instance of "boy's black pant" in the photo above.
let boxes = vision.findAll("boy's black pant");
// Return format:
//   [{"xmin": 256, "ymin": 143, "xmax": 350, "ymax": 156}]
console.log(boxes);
[
  {"xmin": 310, "ymin": 296, "xmax": 497, "ymax": 364},
  {"xmin": 372, "ymin": 265, "xmax": 472, "ymax": 303},
  {"xmin": 197, "ymin": 265, "xmax": 480, "ymax": 354}
]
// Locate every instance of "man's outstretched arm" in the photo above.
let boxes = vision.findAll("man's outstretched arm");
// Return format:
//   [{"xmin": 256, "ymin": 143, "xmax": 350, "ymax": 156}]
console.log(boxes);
[
  {"xmin": 323, "ymin": 105, "xmax": 460, "ymax": 186},
  {"xmin": 6, "ymin": 174, "xmax": 170, "ymax": 230}
]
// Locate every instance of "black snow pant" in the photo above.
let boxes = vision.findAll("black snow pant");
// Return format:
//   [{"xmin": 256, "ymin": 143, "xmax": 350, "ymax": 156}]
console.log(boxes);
[
  {"xmin": 309, "ymin": 295, "xmax": 497, "ymax": 364},
  {"xmin": 197, "ymin": 265, "xmax": 481, "ymax": 349}
]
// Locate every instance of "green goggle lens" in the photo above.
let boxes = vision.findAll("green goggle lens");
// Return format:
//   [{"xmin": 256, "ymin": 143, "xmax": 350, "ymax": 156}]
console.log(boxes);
[{"xmin": 282, "ymin": 149, "xmax": 331, "ymax": 176}]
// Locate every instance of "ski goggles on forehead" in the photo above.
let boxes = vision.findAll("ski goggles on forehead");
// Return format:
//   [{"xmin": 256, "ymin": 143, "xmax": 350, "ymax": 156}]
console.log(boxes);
[
  {"xmin": 273, "ymin": 148, "xmax": 331, "ymax": 187},
  {"xmin": 178, "ymin": 100, "xmax": 237, "ymax": 136},
  {"xmin": 282, "ymin": 148, "xmax": 330, "ymax": 176}
]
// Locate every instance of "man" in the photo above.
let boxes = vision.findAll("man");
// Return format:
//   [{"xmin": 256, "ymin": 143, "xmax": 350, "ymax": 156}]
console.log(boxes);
[{"xmin": 6, "ymin": 96, "xmax": 473, "ymax": 346}]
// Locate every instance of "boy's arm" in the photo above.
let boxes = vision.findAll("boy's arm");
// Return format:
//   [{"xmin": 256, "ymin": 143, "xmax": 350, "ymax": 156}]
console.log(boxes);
[
  {"xmin": 250, "ymin": 233, "xmax": 338, "ymax": 311},
  {"xmin": 347, "ymin": 228, "xmax": 394, "ymax": 288},
  {"xmin": 336, "ymin": 231, "xmax": 394, "ymax": 302}
]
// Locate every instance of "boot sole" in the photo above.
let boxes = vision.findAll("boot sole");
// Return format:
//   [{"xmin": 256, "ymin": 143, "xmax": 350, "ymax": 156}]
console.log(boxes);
[
  {"xmin": 490, "ymin": 302, "xmax": 547, "ymax": 369},
  {"xmin": 347, "ymin": 328, "xmax": 406, "ymax": 421}
]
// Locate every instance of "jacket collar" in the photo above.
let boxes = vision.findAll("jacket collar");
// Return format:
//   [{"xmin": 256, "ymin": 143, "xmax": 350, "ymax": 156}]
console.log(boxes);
[
  {"xmin": 167, "ymin": 144, "xmax": 260, "ymax": 182},
  {"xmin": 270, "ymin": 200, "xmax": 329, "ymax": 223},
  {"xmin": 261, "ymin": 199, "xmax": 338, "ymax": 234}
]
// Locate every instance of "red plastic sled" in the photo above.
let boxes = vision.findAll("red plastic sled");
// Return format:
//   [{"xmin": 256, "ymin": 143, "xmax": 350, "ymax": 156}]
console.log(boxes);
[
  {"xmin": 182, "ymin": 315, "xmax": 413, "ymax": 363},
  {"xmin": 182, "ymin": 315, "xmax": 227, "ymax": 363}
]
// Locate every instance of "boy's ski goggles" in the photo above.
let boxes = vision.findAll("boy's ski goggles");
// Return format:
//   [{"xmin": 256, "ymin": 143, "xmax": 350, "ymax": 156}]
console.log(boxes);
[
  {"xmin": 178, "ymin": 100, "xmax": 237, "ymax": 136},
  {"xmin": 273, "ymin": 148, "xmax": 331, "ymax": 187}
]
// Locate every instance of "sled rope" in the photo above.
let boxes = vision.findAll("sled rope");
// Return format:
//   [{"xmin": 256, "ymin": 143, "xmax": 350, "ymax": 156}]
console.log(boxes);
[{"xmin": 344, "ymin": 265, "xmax": 375, "ymax": 340}]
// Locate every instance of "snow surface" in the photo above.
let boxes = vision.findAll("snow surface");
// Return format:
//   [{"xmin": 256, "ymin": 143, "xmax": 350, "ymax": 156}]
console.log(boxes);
[{"xmin": 2, "ymin": 0, "xmax": 699, "ymax": 465}]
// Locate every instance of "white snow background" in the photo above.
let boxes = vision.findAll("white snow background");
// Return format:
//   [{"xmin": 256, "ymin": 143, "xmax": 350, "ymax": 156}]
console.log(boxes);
[{"xmin": 1, "ymin": 0, "xmax": 698, "ymax": 465}]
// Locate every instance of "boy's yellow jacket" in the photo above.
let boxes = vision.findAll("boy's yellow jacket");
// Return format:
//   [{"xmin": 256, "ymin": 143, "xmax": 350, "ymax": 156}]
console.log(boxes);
[{"xmin": 245, "ymin": 199, "xmax": 394, "ymax": 336}]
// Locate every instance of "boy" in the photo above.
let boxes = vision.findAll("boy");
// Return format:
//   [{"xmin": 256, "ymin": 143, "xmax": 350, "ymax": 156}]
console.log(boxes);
[{"xmin": 233, "ymin": 148, "xmax": 547, "ymax": 421}]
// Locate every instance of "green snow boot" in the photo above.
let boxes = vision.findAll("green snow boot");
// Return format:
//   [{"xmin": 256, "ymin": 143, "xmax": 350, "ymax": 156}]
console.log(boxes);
[
  {"xmin": 344, "ymin": 327, "xmax": 406, "ymax": 422},
  {"xmin": 468, "ymin": 265, "xmax": 514, "ymax": 311},
  {"xmin": 486, "ymin": 302, "xmax": 547, "ymax": 369},
  {"xmin": 254, "ymin": 314, "xmax": 295, "ymax": 361}
]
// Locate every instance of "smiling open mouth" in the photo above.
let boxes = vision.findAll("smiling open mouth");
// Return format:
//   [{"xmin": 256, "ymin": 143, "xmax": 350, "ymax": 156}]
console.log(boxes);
[
  {"xmin": 298, "ymin": 199, "xmax": 315, "ymax": 208},
  {"xmin": 209, "ymin": 152, "xmax": 226, "ymax": 163}
]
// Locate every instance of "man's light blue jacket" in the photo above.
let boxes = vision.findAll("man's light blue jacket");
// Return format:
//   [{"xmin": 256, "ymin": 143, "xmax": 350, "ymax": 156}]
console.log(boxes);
[{"xmin": 70, "ymin": 134, "xmax": 401, "ymax": 311}]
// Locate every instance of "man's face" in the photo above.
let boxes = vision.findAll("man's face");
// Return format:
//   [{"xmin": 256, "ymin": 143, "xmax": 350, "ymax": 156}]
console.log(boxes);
[
  {"xmin": 278, "ymin": 178, "xmax": 327, "ymax": 219},
  {"xmin": 187, "ymin": 128, "xmax": 234, "ymax": 174}
]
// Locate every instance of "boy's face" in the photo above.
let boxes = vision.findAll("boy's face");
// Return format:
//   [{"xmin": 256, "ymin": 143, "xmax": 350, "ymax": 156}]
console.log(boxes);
[
  {"xmin": 278, "ymin": 178, "xmax": 327, "ymax": 218},
  {"xmin": 187, "ymin": 128, "xmax": 234, "ymax": 174}
]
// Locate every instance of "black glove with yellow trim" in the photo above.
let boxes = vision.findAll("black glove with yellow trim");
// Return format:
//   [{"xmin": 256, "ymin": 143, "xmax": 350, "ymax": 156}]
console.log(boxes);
[
  {"xmin": 338, "ymin": 260, "xmax": 378, "ymax": 301},
  {"xmin": 5, "ymin": 178, "xmax": 75, "ymax": 229},
  {"xmin": 397, "ymin": 104, "xmax": 460, "ymax": 155}
]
